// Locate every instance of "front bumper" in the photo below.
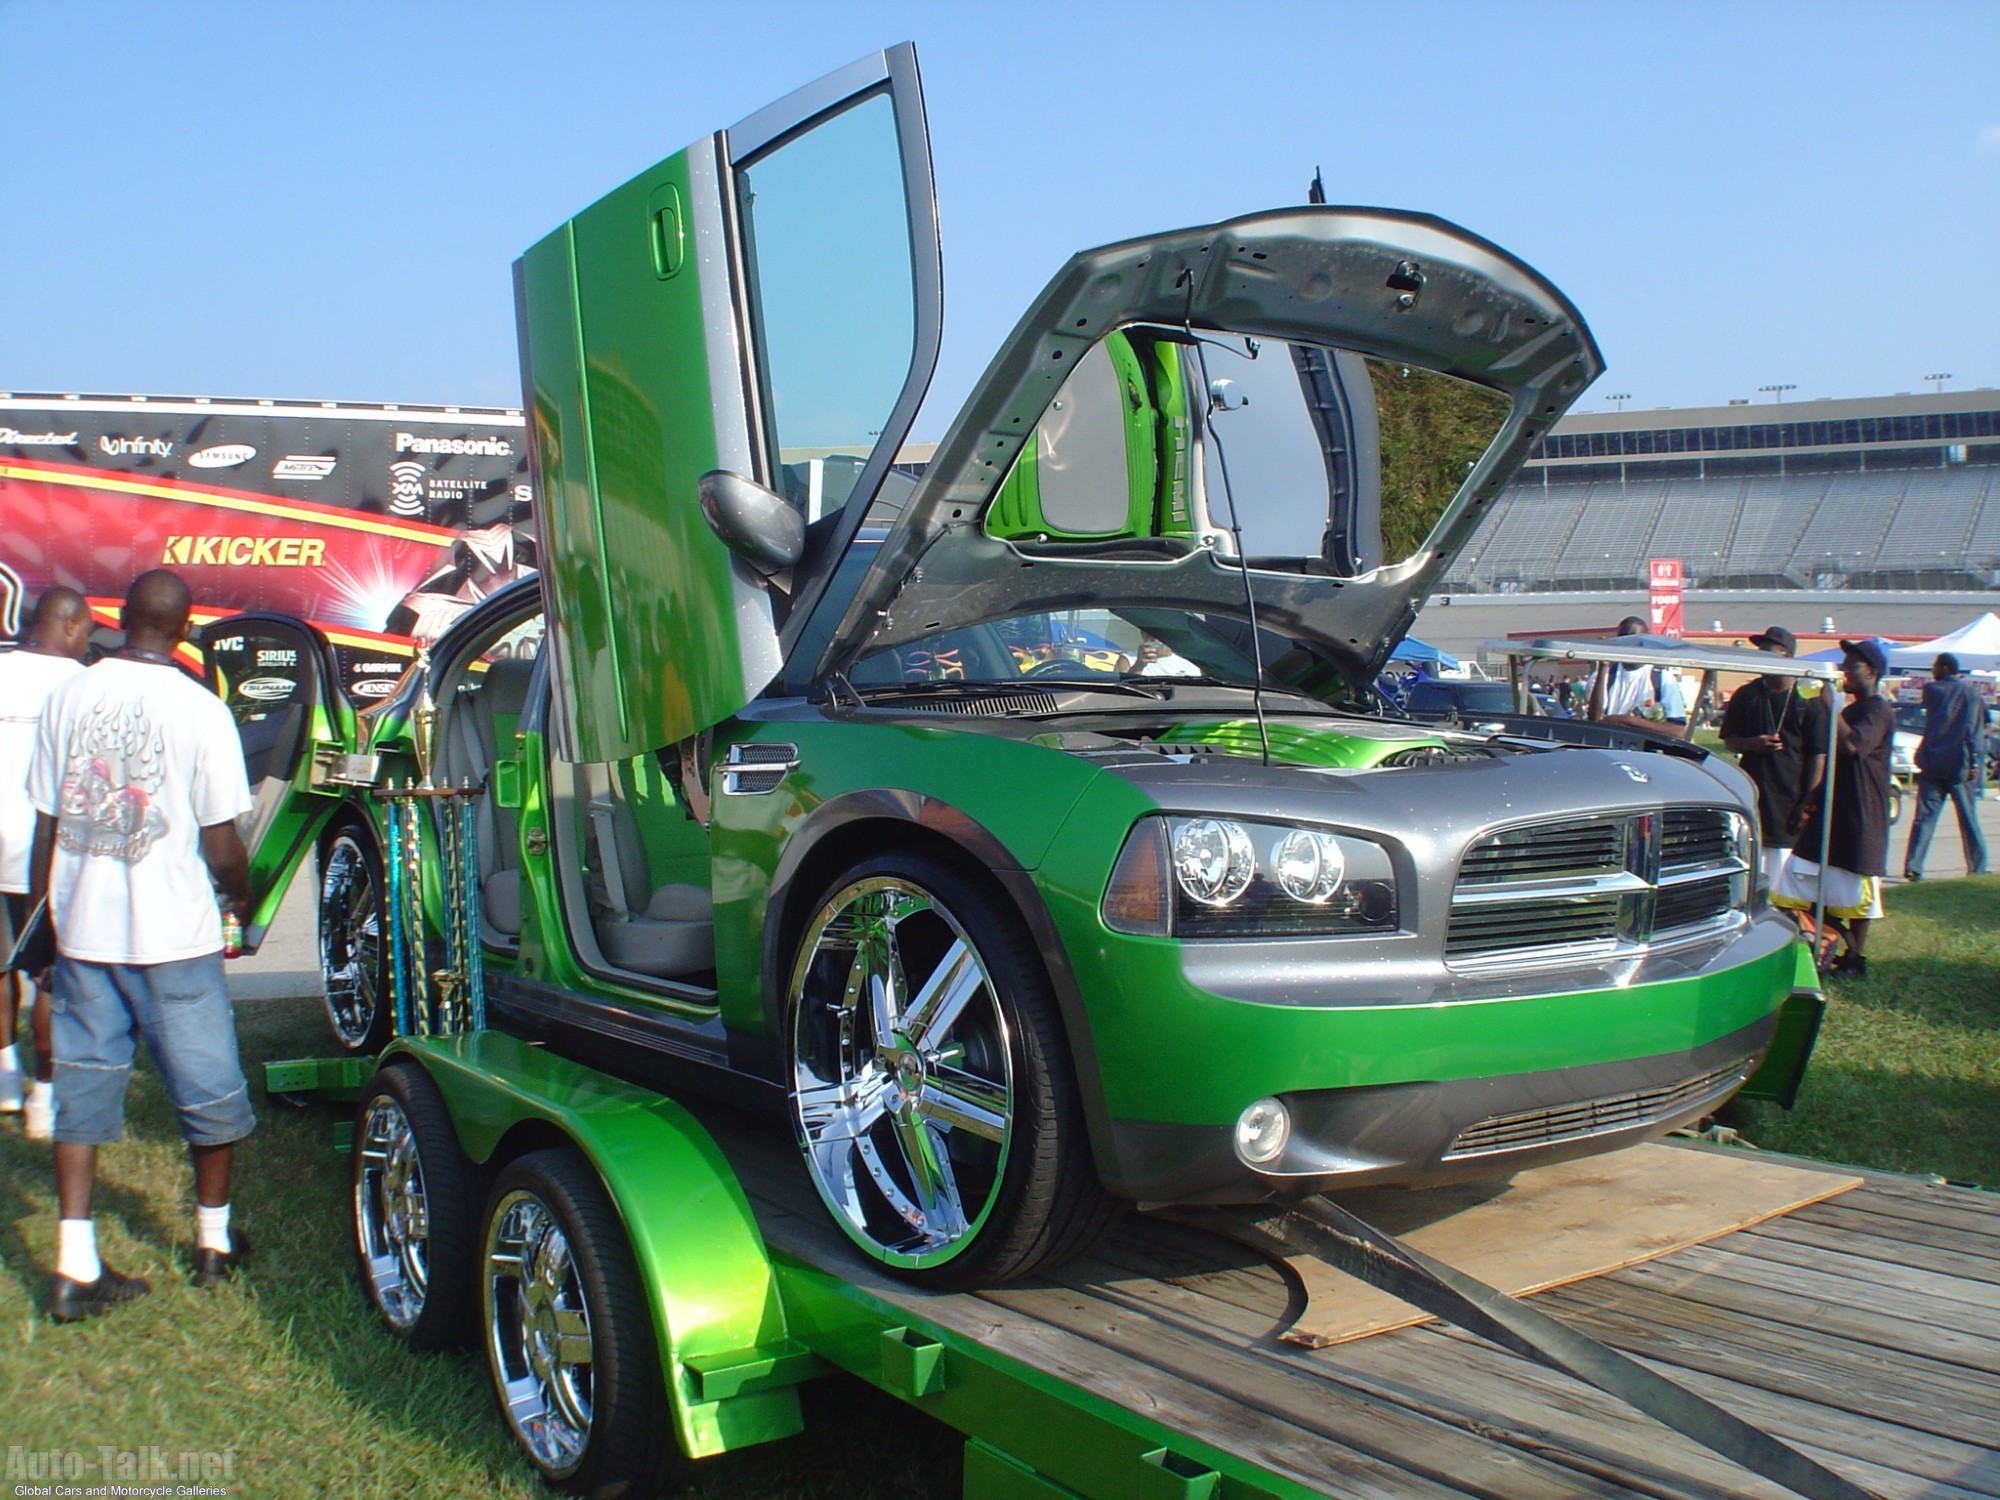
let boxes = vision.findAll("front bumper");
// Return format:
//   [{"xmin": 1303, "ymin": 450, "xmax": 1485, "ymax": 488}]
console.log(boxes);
[{"xmin": 1111, "ymin": 1013, "xmax": 1774, "ymax": 1204}]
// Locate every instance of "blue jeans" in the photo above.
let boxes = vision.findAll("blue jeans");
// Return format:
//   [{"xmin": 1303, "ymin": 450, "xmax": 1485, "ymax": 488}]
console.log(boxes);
[
  {"xmin": 51, "ymin": 953, "xmax": 256, "ymax": 1147},
  {"xmin": 1903, "ymin": 775, "xmax": 1989, "ymax": 878}
]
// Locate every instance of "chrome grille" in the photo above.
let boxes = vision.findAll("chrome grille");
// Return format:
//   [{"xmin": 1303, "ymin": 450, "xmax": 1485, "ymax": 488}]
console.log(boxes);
[
  {"xmin": 1444, "ymin": 893, "xmax": 1622, "ymax": 957},
  {"xmin": 1447, "ymin": 806, "xmax": 1747, "ymax": 965},
  {"xmin": 1457, "ymin": 818, "xmax": 1623, "ymax": 885},
  {"xmin": 1662, "ymin": 807, "xmax": 1736, "ymax": 869},
  {"xmin": 1655, "ymin": 874, "xmax": 1736, "ymax": 931},
  {"xmin": 1444, "ymin": 1056, "xmax": 1758, "ymax": 1159}
]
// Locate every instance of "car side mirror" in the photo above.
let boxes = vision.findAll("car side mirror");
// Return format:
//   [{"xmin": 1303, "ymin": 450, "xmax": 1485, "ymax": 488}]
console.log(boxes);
[{"xmin": 698, "ymin": 470, "xmax": 805, "ymax": 576}]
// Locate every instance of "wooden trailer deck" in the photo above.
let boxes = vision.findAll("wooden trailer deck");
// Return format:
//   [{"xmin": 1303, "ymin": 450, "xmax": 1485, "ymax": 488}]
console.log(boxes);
[{"xmin": 714, "ymin": 1122, "xmax": 2000, "ymax": 1500}]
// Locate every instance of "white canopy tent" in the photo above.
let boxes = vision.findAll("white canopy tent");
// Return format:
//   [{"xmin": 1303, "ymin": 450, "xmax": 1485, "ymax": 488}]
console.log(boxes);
[{"xmin": 1886, "ymin": 612, "xmax": 2000, "ymax": 673}]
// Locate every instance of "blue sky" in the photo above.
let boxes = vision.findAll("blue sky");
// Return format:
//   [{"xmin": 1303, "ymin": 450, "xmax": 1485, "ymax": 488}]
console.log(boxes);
[{"xmin": 3, "ymin": 0, "xmax": 1996, "ymax": 438}]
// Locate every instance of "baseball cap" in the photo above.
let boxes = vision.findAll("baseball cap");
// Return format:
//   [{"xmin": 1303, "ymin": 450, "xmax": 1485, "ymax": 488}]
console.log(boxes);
[
  {"xmin": 1839, "ymin": 638, "xmax": 1888, "ymax": 676},
  {"xmin": 1747, "ymin": 625, "xmax": 1797, "ymax": 655}
]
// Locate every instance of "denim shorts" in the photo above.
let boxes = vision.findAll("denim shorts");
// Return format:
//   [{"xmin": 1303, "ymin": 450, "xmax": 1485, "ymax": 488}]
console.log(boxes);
[{"xmin": 51, "ymin": 953, "xmax": 256, "ymax": 1147}]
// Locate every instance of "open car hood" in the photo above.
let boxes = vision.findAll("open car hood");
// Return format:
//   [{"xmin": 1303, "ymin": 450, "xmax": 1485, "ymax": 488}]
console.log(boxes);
[{"xmin": 809, "ymin": 207, "xmax": 1603, "ymax": 693}]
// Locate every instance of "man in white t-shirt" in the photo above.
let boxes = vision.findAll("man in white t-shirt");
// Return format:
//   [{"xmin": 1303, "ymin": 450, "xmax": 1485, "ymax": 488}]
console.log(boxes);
[
  {"xmin": 1587, "ymin": 615, "xmax": 1689, "ymax": 736},
  {"xmin": 26, "ymin": 570, "xmax": 255, "ymax": 1322},
  {"xmin": 0, "ymin": 588, "xmax": 95, "ymax": 1136}
]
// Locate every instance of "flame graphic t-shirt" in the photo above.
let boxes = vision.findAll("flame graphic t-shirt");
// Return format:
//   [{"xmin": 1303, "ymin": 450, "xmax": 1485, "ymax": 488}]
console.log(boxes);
[{"xmin": 27, "ymin": 658, "xmax": 251, "ymax": 964}]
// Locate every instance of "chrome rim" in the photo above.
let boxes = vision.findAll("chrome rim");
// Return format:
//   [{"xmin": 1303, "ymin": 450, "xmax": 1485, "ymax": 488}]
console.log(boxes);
[
  {"xmin": 485, "ymin": 1190, "xmax": 593, "ymax": 1475},
  {"xmin": 789, "ymin": 877, "xmax": 1014, "ymax": 1269},
  {"xmin": 321, "ymin": 833, "xmax": 383, "ymax": 1048},
  {"xmin": 354, "ymin": 1097, "xmax": 428, "ymax": 1329}
]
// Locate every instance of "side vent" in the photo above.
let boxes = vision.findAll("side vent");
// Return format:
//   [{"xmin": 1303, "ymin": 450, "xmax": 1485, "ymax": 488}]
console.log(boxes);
[{"xmin": 721, "ymin": 741, "xmax": 799, "ymax": 795}]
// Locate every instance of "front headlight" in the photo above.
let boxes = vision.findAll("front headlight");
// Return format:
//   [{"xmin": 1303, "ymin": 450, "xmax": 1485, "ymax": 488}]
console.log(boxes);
[{"xmin": 1102, "ymin": 815, "xmax": 1399, "ymax": 938}]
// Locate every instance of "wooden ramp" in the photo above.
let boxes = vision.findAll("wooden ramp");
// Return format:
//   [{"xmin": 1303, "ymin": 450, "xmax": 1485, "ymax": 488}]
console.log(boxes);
[{"xmin": 714, "ymin": 1121, "xmax": 2000, "ymax": 1499}]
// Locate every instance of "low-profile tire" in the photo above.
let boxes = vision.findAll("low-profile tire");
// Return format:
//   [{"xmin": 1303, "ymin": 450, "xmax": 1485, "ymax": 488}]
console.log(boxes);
[
  {"xmin": 353, "ymin": 1062, "xmax": 476, "ymax": 1349},
  {"xmin": 481, "ymin": 1149, "xmax": 684, "ymax": 1500},
  {"xmin": 786, "ymin": 851, "xmax": 1114, "ymax": 1290},
  {"xmin": 321, "ymin": 821, "xmax": 392, "ymax": 1055}
]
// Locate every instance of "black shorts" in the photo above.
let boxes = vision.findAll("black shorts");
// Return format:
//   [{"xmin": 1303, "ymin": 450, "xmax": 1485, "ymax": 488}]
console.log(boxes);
[{"xmin": 2, "ymin": 891, "xmax": 36, "ymax": 973}]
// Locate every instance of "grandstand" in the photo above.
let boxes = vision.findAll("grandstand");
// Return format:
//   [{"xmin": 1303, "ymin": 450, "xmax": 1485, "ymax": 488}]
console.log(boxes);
[{"xmin": 1442, "ymin": 389, "xmax": 2000, "ymax": 594}]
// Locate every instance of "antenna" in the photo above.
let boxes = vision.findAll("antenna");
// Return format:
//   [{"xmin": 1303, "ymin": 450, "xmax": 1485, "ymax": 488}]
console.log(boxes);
[{"xmin": 1307, "ymin": 166, "xmax": 1326, "ymax": 205}]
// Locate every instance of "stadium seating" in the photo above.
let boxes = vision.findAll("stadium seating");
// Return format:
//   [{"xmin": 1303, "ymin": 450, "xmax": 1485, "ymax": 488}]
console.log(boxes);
[{"xmin": 1441, "ymin": 460, "xmax": 2000, "ymax": 592}]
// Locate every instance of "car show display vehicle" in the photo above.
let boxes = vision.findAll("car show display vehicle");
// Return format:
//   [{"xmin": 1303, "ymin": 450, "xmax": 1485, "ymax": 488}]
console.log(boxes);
[{"xmin": 210, "ymin": 45, "xmax": 1844, "ymax": 1499}]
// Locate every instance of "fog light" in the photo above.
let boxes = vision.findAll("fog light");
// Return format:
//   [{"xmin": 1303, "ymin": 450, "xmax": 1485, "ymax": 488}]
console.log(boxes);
[{"xmin": 1234, "ymin": 1096, "xmax": 1291, "ymax": 1165}]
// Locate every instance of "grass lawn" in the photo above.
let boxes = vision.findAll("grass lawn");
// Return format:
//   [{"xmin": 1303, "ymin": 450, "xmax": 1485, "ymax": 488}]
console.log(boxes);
[
  {"xmin": 0, "ymin": 994, "xmax": 960, "ymax": 1499},
  {"xmin": 2, "ymin": 879, "xmax": 1993, "ymax": 1495},
  {"xmin": 1727, "ymin": 873, "xmax": 2000, "ymax": 1188}
]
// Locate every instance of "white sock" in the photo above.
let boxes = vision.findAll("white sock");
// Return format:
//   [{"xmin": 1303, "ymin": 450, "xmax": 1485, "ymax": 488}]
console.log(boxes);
[
  {"xmin": 197, "ymin": 1202, "xmax": 232, "ymax": 1254},
  {"xmin": 0, "ymin": 1043, "xmax": 18, "ymax": 1072},
  {"xmin": 28, "ymin": 1080, "xmax": 52, "ymax": 1107},
  {"xmin": 58, "ymin": 1218, "xmax": 101, "ymax": 1284}
]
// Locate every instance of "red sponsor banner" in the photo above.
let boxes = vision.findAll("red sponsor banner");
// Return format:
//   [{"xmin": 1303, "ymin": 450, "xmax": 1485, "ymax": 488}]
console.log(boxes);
[
  {"xmin": 0, "ymin": 455, "xmax": 452, "ymax": 632},
  {"xmin": 1647, "ymin": 556, "xmax": 1684, "ymax": 637}
]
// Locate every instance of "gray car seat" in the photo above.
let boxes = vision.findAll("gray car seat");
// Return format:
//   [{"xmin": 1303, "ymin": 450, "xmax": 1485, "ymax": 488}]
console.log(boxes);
[
  {"xmin": 465, "ymin": 658, "xmax": 536, "ymax": 935},
  {"xmin": 582, "ymin": 761, "xmax": 714, "ymax": 977}
]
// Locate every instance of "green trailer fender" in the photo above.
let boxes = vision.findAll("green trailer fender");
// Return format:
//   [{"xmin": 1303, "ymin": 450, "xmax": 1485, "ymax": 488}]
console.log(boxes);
[{"xmin": 381, "ymin": 1031, "xmax": 815, "ymax": 1458}]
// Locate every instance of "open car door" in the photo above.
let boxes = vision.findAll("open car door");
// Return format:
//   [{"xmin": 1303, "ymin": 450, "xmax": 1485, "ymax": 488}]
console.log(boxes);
[
  {"xmin": 198, "ymin": 613, "xmax": 358, "ymax": 950},
  {"xmin": 516, "ymin": 43, "xmax": 941, "ymax": 762}
]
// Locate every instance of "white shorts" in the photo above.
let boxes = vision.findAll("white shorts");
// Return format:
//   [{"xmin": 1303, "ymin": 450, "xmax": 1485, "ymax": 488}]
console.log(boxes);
[{"xmin": 1771, "ymin": 857, "xmax": 1883, "ymax": 921}]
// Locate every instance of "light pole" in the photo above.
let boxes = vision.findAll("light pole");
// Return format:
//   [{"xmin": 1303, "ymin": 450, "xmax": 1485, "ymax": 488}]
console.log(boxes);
[
  {"xmin": 1924, "ymin": 372, "xmax": 1953, "ymax": 394},
  {"xmin": 1758, "ymin": 383, "xmax": 1797, "ymax": 404},
  {"xmin": 1606, "ymin": 392, "xmax": 1633, "ymax": 412}
]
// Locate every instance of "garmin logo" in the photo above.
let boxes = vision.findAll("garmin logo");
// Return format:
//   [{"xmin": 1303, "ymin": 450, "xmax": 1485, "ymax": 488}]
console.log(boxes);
[
  {"xmin": 0, "ymin": 427, "xmax": 79, "ymax": 446},
  {"xmin": 395, "ymin": 431, "xmax": 512, "ymax": 457},
  {"xmin": 188, "ymin": 443, "xmax": 257, "ymax": 468},
  {"xmin": 162, "ymin": 535, "xmax": 328, "ymax": 567},
  {"xmin": 100, "ymin": 435, "xmax": 173, "ymax": 458}
]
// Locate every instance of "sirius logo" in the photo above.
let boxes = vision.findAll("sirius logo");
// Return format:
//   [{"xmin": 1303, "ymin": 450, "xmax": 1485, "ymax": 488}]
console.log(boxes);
[{"xmin": 388, "ymin": 460, "xmax": 427, "ymax": 516}]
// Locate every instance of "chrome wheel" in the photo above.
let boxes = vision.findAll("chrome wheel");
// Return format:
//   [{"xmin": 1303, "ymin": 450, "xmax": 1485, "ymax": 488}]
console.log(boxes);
[
  {"xmin": 789, "ymin": 876, "xmax": 1015, "ymax": 1270},
  {"xmin": 486, "ymin": 1189, "xmax": 594, "ymax": 1476},
  {"xmin": 320, "ymin": 829, "xmax": 384, "ymax": 1052},
  {"xmin": 355, "ymin": 1096, "xmax": 429, "ymax": 1330}
]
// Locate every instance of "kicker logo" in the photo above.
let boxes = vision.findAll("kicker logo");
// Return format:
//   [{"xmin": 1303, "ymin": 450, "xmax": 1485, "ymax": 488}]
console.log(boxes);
[{"xmin": 161, "ymin": 535, "xmax": 328, "ymax": 567}]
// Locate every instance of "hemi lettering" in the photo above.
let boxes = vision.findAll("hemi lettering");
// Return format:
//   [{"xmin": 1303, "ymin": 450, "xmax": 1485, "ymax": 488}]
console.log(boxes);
[{"xmin": 159, "ymin": 536, "xmax": 329, "ymax": 566}]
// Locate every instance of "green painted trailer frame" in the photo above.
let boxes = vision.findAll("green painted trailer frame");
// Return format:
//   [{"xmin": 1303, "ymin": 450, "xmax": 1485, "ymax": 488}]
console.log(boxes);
[
  {"xmin": 298, "ymin": 936, "xmax": 1832, "ymax": 1500},
  {"xmin": 370, "ymin": 1028, "xmax": 1322, "ymax": 1499}
]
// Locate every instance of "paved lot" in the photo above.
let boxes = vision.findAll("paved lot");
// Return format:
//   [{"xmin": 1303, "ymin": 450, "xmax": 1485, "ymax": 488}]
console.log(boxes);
[
  {"xmin": 227, "ymin": 854, "xmax": 322, "ymax": 1002},
  {"xmin": 1884, "ymin": 781, "xmax": 1998, "ymax": 883}
]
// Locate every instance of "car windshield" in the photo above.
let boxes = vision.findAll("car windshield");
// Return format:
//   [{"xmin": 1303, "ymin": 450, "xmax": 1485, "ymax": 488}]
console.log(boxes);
[
  {"xmin": 848, "ymin": 606, "xmax": 1286, "ymax": 692},
  {"xmin": 1893, "ymin": 701, "xmax": 1927, "ymax": 733}
]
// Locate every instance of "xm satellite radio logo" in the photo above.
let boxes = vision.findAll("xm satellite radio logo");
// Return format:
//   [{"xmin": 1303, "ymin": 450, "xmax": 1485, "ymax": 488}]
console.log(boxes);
[{"xmin": 388, "ymin": 460, "xmax": 427, "ymax": 516}]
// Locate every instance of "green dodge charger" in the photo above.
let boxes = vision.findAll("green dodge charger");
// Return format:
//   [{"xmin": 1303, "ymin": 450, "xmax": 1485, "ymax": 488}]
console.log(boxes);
[{"xmin": 204, "ymin": 44, "xmax": 1815, "ymax": 1291}]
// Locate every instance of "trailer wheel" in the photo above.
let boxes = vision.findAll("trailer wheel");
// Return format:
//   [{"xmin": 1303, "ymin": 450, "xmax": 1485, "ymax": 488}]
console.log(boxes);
[
  {"xmin": 786, "ymin": 852, "xmax": 1112, "ymax": 1289},
  {"xmin": 353, "ymin": 1063, "xmax": 476, "ymax": 1349},
  {"xmin": 321, "ymin": 822, "xmax": 391, "ymax": 1054},
  {"xmin": 482, "ymin": 1149, "xmax": 683, "ymax": 1499}
]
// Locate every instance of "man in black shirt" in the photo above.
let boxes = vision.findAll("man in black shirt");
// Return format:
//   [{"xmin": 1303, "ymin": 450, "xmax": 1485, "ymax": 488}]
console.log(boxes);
[
  {"xmin": 1719, "ymin": 625, "xmax": 1829, "ymax": 888},
  {"xmin": 1772, "ymin": 639, "xmax": 1897, "ymax": 977}
]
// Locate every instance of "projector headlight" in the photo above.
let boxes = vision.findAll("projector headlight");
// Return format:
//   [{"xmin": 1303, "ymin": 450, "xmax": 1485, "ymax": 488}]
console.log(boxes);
[
  {"xmin": 1102, "ymin": 815, "xmax": 1398, "ymax": 938},
  {"xmin": 1171, "ymin": 818, "xmax": 1256, "ymax": 907}
]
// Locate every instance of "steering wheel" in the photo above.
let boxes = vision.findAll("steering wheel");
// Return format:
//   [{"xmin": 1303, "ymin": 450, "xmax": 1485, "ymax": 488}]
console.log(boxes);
[{"xmin": 1024, "ymin": 658, "xmax": 1093, "ymax": 680}]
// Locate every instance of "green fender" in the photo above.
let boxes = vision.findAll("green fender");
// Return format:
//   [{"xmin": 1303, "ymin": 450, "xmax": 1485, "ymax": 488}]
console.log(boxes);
[{"xmin": 382, "ymin": 1031, "xmax": 813, "ymax": 1458}]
